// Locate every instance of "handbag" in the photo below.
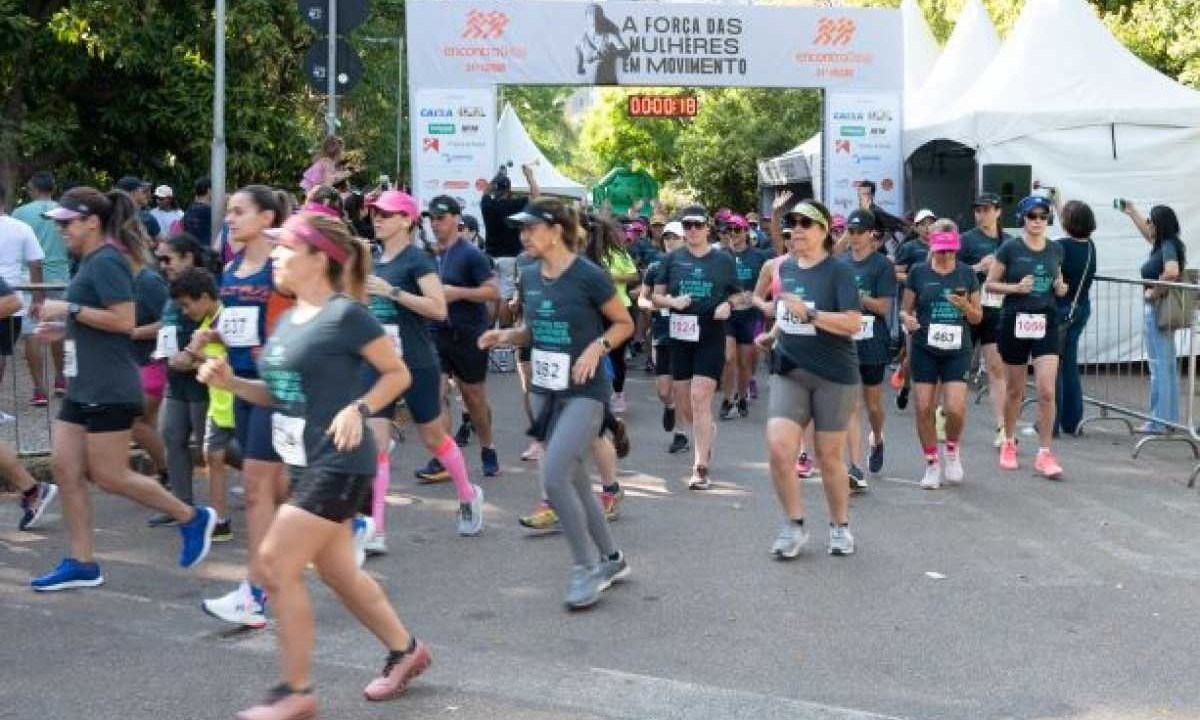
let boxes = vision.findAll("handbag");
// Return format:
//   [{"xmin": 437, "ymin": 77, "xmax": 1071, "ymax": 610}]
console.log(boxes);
[
  {"xmin": 1057, "ymin": 240, "xmax": 1093, "ymax": 348},
  {"xmin": 1155, "ymin": 286, "xmax": 1195, "ymax": 332}
]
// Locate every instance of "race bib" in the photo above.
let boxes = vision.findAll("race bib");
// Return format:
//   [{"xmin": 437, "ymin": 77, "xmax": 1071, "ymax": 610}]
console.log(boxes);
[
  {"xmin": 271, "ymin": 413, "xmax": 307, "ymax": 466},
  {"xmin": 776, "ymin": 301, "xmax": 816, "ymax": 336},
  {"xmin": 669, "ymin": 314, "xmax": 700, "ymax": 342},
  {"xmin": 218, "ymin": 306, "xmax": 261, "ymax": 348},
  {"xmin": 928, "ymin": 323, "xmax": 963, "ymax": 351},
  {"xmin": 853, "ymin": 316, "xmax": 875, "ymax": 341},
  {"xmin": 531, "ymin": 349, "xmax": 570, "ymax": 391},
  {"xmin": 383, "ymin": 324, "xmax": 403, "ymax": 356},
  {"xmin": 153, "ymin": 326, "xmax": 179, "ymax": 359},
  {"xmin": 64, "ymin": 339, "xmax": 78, "ymax": 378},
  {"xmin": 981, "ymin": 288, "xmax": 1004, "ymax": 309},
  {"xmin": 1015, "ymin": 313, "xmax": 1047, "ymax": 340}
]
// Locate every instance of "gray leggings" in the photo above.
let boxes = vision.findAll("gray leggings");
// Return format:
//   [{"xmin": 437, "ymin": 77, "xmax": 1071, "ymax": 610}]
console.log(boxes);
[
  {"xmin": 533, "ymin": 394, "xmax": 617, "ymax": 567},
  {"xmin": 158, "ymin": 396, "xmax": 209, "ymax": 504}
]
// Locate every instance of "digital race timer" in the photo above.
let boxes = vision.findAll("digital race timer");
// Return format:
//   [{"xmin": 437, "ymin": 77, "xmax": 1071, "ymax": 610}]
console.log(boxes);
[{"xmin": 626, "ymin": 94, "xmax": 700, "ymax": 118}]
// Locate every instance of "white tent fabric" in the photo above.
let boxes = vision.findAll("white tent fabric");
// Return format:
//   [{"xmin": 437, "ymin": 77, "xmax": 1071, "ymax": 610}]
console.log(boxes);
[
  {"xmin": 901, "ymin": 0, "xmax": 940, "ymax": 101},
  {"xmin": 907, "ymin": 0, "xmax": 999, "ymax": 128},
  {"xmin": 496, "ymin": 104, "xmax": 588, "ymax": 199}
]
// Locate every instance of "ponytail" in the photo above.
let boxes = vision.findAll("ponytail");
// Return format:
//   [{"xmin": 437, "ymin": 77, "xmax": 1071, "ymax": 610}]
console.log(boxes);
[
  {"xmin": 104, "ymin": 189, "xmax": 154, "ymax": 267},
  {"xmin": 299, "ymin": 212, "xmax": 369, "ymax": 302}
]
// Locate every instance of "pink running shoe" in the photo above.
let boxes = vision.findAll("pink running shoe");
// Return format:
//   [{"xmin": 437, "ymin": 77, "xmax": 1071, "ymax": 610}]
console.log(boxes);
[
  {"xmin": 364, "ymin": 640, "xmax": 432, "ymax": 701},
  {"xmin": 236, "ymin": 685, "xmax": 317, "ymax": 720},
  {"xmin": 795, "ymin": 453, "xmax": 816, "ymax": 479},
  {"xmin": 1034, "ymin": 449, "xmax": 1063, "ymax": 479},
  {"xmin": 999, "ymin": 440, "xmax": 1019, "ymax": 471}
]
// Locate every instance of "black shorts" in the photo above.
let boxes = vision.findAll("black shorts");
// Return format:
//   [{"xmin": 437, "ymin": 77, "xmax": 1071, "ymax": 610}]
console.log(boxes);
[
  {"xmin": 434, "ymin": 327, "xmax": 488, "ymax": 385},
  {"xmin": 518, "ymin": 344, "xmax": 532, "ymax": 363},
  {"xmin": 998, "ymin": 310, "xmax": 1060, "ymax": 365},
  {"xmin": 971, "ymin": 308, "xmax": 1001, "ymax": 346},
  {"xmin": 670, "ymin": 325, "xmax": 726, "ymax": 382},
  {"xmin": 287, "ymin": 466, "xmax": 371, "ymax": 523},
  {"xmin": 370, "ymin": 364, "xmax": 442, "ymax": 425},
  {"xmin": 58, "ymin": 398, "xmax": 142, "ymax": 433},
  {"xmin": 909, "ymin": 343, "xmax": 971, "ymax": 385},
  {"xmin": 0, "ymin": 316, "xmax": 22, "ymax": 355},
  {"xmin": 858, "ymin": 363, "xmax": 887, "ymax": 387},
  {"xmin": 725, "ymin": 309, "xmax": 760, "ymax": 345},
  {"xmin": 654, "ymin": 342, "xmax": 671, "ymax": 376}
]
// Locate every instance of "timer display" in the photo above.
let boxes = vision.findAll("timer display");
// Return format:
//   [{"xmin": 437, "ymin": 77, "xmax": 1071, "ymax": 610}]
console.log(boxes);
[{"xmin": 627, "ymin": 94, "xmax": 699, "ymax": 118}]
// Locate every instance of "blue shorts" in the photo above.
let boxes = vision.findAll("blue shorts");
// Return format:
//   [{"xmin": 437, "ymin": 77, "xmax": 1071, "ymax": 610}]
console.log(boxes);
[
  {"xmin": 366, "ymin": 364, "xmax": 442, "ymax": 426},
  {"xmin": 234, "ymin": 396, "xmax": 280, "ymax": 463},
  {"xmin": 909, "ymin": 342, "xmax": 971, "ymax": 385}
]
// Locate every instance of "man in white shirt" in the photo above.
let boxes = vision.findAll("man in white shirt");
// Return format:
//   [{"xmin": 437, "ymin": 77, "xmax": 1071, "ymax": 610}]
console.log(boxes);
[
  {"xmin": 0, "ymin": 184, "xmax": 45, "ymax": 385},
  {"xmin": 148, "ymin": 184, "xmax": 183, "ymax": 242}
]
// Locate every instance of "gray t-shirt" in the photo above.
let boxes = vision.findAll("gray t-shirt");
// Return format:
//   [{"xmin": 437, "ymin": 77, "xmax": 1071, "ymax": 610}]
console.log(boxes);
[
  {"xmin": 519, "ymin": 256, "xmax": 617, "ymax": 403},
  {"xmin": 133, "ymin": 267, "xmax": 168, "ymax": 366},
  {"xmin": 657, "ymin": 246, "xmax": 741, "ymax": 317},
  {"xmin": 839, "ymin": 250, "xmax": 896, "ymax": 366},
  {"xmin": 906, "ymin": 261, "xmax": 979, "ymax": 356},
  {"xmin": 995, "ymin": 237, "xmax": 1064, "ymax": 314},
  {"xmin": 67, "ymin": 244, "xmax": 142, "ymax": 405},
  {"xmin": 775, "ymin": 254, "xmax": 861, "ymax": 385},
  {"xmin": 367, "ymin": 243, "xmax": 438, "ymax": 371},
  {"xmin": 260, "ymin": 295, "xmax": 384, "ymax": 474}
]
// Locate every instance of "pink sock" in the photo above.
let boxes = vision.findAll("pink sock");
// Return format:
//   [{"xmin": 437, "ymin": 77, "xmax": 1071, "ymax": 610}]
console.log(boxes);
[
  {"xmin": 923, "ymin": 446, "xmax": 938, "ymax": 464},
  {"xmin": 946, "ymin": 439, "xmax": 959, "ymax": 454},
  {"xmin": 372, "ymin": 451, "xmax": 389, "ymax": 534},
  {"xmin": 435, "ymin": 435, "xmax": 475, "ymax": 503}
]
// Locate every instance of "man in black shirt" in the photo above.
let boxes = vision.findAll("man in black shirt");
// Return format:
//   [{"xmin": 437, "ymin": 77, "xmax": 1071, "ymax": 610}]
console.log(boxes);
[{"xmin": 480, "ymin": 164, "xmax": 539, "ymax": 326}]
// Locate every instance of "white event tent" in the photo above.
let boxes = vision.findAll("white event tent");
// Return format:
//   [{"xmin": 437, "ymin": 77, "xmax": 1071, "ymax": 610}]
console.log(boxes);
[{"xmin": 496, "ymin": 103, "xmax": 588, "ymax": 199}]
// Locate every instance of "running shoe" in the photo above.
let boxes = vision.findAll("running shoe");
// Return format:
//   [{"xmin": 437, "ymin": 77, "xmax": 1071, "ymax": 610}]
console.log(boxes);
[
  {"xmin": 19, "ymin": 481, "xmax": 57, "ymax": 531},
  {"xmin": 895, "ymin": 386, "xmax": 910, "ymax": 410},
  {"xmin": 667, "ymin": 432, "xmax": 689, "ymax": 454},
  {"xmin": 179, "ymin": 506, "xmax": 217, "ymax": 569},
  {"xmin": 889, "ymin": 368, "xmax": 904, "ymax": 391},
  {"xmin": 352, "ymin": 516, "xmax": 375, "ymax": 567},
  {"xmin": 868, "ymin": 440, "xmax": 885, "ymax": 476},
  {"xmin": 662, "ymin": 405, "xmax": 676, "ymax": 433},
  {"xmin": 688, "ymin": 465, "xmax": 711, "ymax": 490},
  {"xmin": 212, "ymin": 519, "xmax": 234, "ymax": 543},
  {"xmin": 610, "ymin": 391, "xmax": 627, "ymax": 414},
  {"xmin": 737, "ymin": 397, "xmax": 750, "ymax": 418},
  {"xmin": 146, "ymin": 512, "xmax": 177, "ymax": 527},
  {"xmin": 719, "ymin": 399, "xmax": 737, "ymax": 421},
  {"xmin": 795, "ymin": 452, "xmax": 816, "ymax": 479},
  {"xmin": 848, "ymin": 465, "xmax": 869, "ymax": 494},
  {"xmin": 365, "ymin": 532, "xmax": 388, "ymax": 556},
  {"xmin": 770, "ymin": 521, "xmax": 809, "ymax": 560},
  {"xmin": 828, "ymin": 525, "xmax": 856, "ymax": 556},
  {"xmin": 481, "ymin": 447, "xmax": 501, "ymax": 477},
  {"xmin": 999, "ymin": 440, "xmax": 1019, "ymax": 471},
  {"xmin": 943, "ymin": 448, "xmax": 965, "ymax": 484},
  {"xmin": 610, "ymin": 418, "xmax": 630, "ymax": 459},
  {"xmin": 601, "ymin": 487, "xmax": 624, "ymax": 521},
  {"xmin": 518, "ymin": 500, "xmax": 559, "ymax": 530},
  {"xmin": 53, "ymin": 378, "xmax": 66, "ymax": 397},
  {"xmin": 747, "ymin": 378, "xmax": 759, "ymax": 400},
  {"xmin": 457, "ymin": 484, "xmax": 484, "ymax": 537},
  {"xmin": 30, "ymin": 389, "xmax": 48, "ymax": 407},
  {"xmin": 454, "ymin": 417, "xmax": 472, "ymax": 447},
  {"xmin": 994, "ymin": 426, "xmax": 1007, "ymax": 449},
  {"xmin": 920, "ymin": 462, "xmax": 941, "ymax": 490},
  {"xmin": 1136, "ymin": 422, "xmax": 1168, "ymax": 435},
  {"xmin": 202, "ymin": 580, "xmax": 267, "ymax": 629},
  {"xmin": 594, "ymin": 551, "xmax": 630, "ymax": 591},
  {"xmin": 1034, "ymin": 449, "xmax": 1064, "ymax": 480},
  {"xmin": 414, "ymin": 457, "xmax": 449, "ymax": 483},
  {"xmin": 235, "ymin": 684, "xmax": 317, "ymax": 720},
  {"xmin": 364, "ymin": 640, "xmax": 432, "ymax": 701},
  {"xmin": 643, "ymin": 357, "xmax": 654, "ymax": 373},
  {"xmin": 31, "ymin": 558, "xmax": 104, "ymax": 592},
  {"xmin": 520, "ymin": 441, "xmax": 544, "ymax": 462},
  {"xmin": 564, "ymin": 564, "xmax": 603, "ymax": 610}
]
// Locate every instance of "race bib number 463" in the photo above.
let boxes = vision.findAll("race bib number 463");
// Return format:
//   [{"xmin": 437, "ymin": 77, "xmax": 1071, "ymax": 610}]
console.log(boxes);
[
  {"xmin": 928, "ymin": 323, "xmax": 963, "ymax": 351},
  {"xmin": 776, "ymin": 301, "xmax": 815, "ymax": 336}
]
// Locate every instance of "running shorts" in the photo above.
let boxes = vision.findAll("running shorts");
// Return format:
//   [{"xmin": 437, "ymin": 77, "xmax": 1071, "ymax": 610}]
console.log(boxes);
[
  {"xmin": 767, "ymin": 354, "xmax": 857, "ymax": 432},
  {"xmin": 998, "ymin": 310, "xmax": 1060, "ymax": 366},
  {"xmin": 370, "ymin": 364, "xmax": 441, "ymax": 425},
  {"xmin": 909, "ymin": 343, "xmax": 972, "ymax": 385},
  {"xmin": 971, "ymin": 307, "xmax": 1001, "ymax": 347},
  {"xmin": 140, "ymin": 361, "xmax": 167, "ymax": 399},
  {"xmin": 0, "ymin": 316, "xmax": 22, "ymax": 355},
  {"xmin": 434, "ymin": 327, "xmax": 488, "ymax": 385},
  {"xmin": 670, "ymin": 323, "xmax": 726, "ymax": 382},
  {"xmin": 724, "ymin": 309, "xmax": 760, "ymax": 345},
  {"xmin": 287, "ymin": 466, "xmax": 371, "ymax": 523},
  {"xmin": 234, "ymin": 396, "xmax": 281, "ymax": 463},
  {"xmin": 858, "ymin": 363, "xmax": 887, "ymax": 387},
  {"xmin": 59, "ymin": 399, "xmax": 142, "ymax": 433}
]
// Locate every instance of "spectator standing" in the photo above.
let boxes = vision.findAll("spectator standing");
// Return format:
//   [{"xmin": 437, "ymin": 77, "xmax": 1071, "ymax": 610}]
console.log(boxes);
[
  {"xmin": 480, "ymin": 164, "xmax": 539, "ymax": 326},
  {"xmin": 12, "ymin": 171, "xmax": 68, "ymax": 401},
  {"xmin": 181, "ymin": 176, "xmax": 213, "ymax": 247},
  {"xmin": 149, "ymin": 185, "xmax": 183, "ymax": 241},
  {"xmin": 0, "ymin": 183, "xmax": 46, "ymax": 398},
  {"xmin": 1053, "ymin": 201, "xmax": 1097, "ymax": 436},
  {"xmin": 116, "ymin": 176, "xmax": 161, "ymax": 241}
]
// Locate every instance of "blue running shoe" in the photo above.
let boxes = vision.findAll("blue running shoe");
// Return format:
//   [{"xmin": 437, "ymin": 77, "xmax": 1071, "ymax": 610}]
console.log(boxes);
[
  {"xmin": 415, "ymin": 457, "xmax": 449, "ymax": 484},
  {"xmin": 481, "ymin": 447, "xmax": 500, "ymax": 477},
  {"xmin": 179, "ymin": 506, "xmax": 217, "ymax": 569},
  {"xmin": 868, "ymin": 440, "xmax": 885, "ymax": 476},
  {"xmin": 31, "ymin": 558, "xmax": 104, "ymax": 592}
]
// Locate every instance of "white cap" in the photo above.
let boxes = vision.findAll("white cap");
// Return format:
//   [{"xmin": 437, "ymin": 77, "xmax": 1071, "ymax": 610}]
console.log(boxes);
[
  {"xmin": 662, "ymin": 221, "xmax": 685, "ymax": 237},
  {"xmin": 153, "ymin": 184, "xmax": 174, "ymax": 199},
  {"xmin": 913, "ymin": 208, "xmax": 936, "ymax": 223}
]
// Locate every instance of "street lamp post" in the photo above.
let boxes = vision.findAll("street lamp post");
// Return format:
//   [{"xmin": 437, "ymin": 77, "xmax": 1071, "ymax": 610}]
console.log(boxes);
[{"xmin": 210, "ymin": 0, "xmax": 226, "ymax": 251}]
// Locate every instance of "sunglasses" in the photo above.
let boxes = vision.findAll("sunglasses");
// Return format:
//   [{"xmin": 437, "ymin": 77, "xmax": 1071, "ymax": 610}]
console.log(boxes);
[
  {"xmin": 1025, "ymin": 212, "xmax": 1050, "ymax": 221},
  {"xmin": 791, "ymin": 216, "xmax": 820, "ymax": 230},
  {"xmin": 847, "ymin": 228, "xmax": 870, "ymax": 236},
  {"xmin": 681, "ymin": 220, "xmax": 706, "ymax": 230},
  {"xmin": 157, "ymin": 255, "xmax": 172, "ymax": 264},
  {"xmin": 374, "ymin": 209, "xmax": 409, "ymax": 220},
  {"xmin": 53, "ymin": 217, "xmax": 86, "ymax": 229}
]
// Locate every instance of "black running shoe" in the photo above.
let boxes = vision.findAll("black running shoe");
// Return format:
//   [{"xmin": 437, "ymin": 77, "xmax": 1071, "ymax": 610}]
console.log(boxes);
[
  {"xmin": 454, "ymin": 418, "xmax": 473, "ymax": 447},
  {"xmin": 737, "ymin": 397, "xmax": 749, "ymax": 418},
  {"xmin": 668, "ymin": 432, "xmax": 689, "ymax": 454},
  {"xmin": 895, "ymin": 387, "xmax": 909, "ymax": 411},
  {"xmin": 868, "ymin": 441, "xmax": 885, "ymax": 475}
]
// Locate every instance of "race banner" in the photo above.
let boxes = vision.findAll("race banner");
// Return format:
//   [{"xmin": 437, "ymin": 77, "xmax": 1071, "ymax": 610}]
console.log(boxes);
[
  {"xmin": 824, "ymin": 91, "xmax": 905, "ymax": 221},
  {"xmin": 411, "ymin": 87, "xmax": 497, "ymax": 229}
]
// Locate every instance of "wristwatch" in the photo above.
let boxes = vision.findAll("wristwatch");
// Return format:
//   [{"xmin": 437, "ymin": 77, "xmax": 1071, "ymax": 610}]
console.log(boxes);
[
  {"xmin": 68, "ymin": 302, "xmax": 81, "ymax": 318},
  {"xmin": 389, "ymin": 286, "xmax": 402, "ymax": 301},
  {"xmin": 597, "ymin": 336, "xmax": 612, "ymax": 352},
  {"xmin": 355, "ymin": 401, "xmax": 372, "ymax": 417},
  {"xmin": 809, "ymin": 308, "xmax": 820, "ymax": 323}
]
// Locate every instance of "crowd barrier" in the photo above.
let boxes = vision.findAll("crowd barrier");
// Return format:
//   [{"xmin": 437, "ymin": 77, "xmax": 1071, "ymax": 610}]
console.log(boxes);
[{"xmin": 0, "ymin": 284, "xmax": 69, "ymax": 460}]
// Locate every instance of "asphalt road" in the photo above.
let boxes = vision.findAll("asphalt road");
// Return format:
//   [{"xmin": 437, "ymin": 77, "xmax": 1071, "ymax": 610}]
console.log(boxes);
[{"xmin": 3, "ymin": 363, "xmax": 1200, "ymax": 720}]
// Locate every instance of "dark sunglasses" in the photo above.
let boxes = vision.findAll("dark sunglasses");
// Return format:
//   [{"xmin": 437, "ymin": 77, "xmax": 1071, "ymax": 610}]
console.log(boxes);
[
  {"xmin": 53, "ymin": 218, "xmax": 85, "ymax": 229},
  {"xmin": 791, "ymin": 216, "xmax": 819, "ymax": 230},
  {"xmin": 373, "ymin": 209, "xmax": 409, "ymax": 220},
  {"xmin": 1025, "ymin": 212, "xmax": 1050, "ymax": 221},
  {"xmin": 157, "ymin": 255, "xmax": 172, "ymax": 264},
  {"xmin": 681, "ymin": 220, "xmax": 706, "ymax": 230},
  {"xmin": 847, "ymin": 228, "xmax": 870, "ymax": 236}
]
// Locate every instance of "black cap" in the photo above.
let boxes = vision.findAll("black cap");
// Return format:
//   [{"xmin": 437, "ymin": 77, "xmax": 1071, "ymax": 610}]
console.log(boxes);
[
  {"xmin": 493, "ymin": 173, "xmax": 511, "ymax": 194},
  {"xmin": 508, "ymin": 199, "xmax": 569, "ymax": 227},
  {"xmin": 425, "ymin": 195, "xmax": 462, "ymax": 217},
  {"xmin": 846, "ymin": 209, "xmax": 875, "ymax": 230},
  {"xmin": 459, "ymin": 214, "xmax": 479, "ymax": 232},
  {"xmin": 676, "ymin": 204, "xmax": 708, "ymax": 223},
  {"xmin": 116, "ymin": 175, "xmax": 148, "ymax": 193},
  {"xmin": 973, "ymin": 192, "xmax": 1001, "ymax": 208}
]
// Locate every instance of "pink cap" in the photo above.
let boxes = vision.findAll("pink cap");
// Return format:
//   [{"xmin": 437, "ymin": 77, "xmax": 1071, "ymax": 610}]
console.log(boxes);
[
  {"xmin": 726, "ymin": 215, "xmax": 749, "ymax": 230},
  {"xmin": 929, "ymin": 230, "xmax": 960, "ymax": 252},
  {"xmin": 367, "ymin": 190, "xmax": 419, "ymax": 218},
  {"xmin": 831, "ymin": 214, "xmax": 847, "ymax": 230}
]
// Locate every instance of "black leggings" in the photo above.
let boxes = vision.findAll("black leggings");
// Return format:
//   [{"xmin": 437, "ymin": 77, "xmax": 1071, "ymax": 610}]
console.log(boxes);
[{"xmin": 609, "ymin": 339, "xmax": 628, "ymax": 393}]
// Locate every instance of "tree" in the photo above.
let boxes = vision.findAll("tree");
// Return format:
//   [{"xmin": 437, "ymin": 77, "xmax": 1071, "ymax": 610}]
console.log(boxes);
[{"xmin": 575, "ymin": 88, "xmax": 688, "ymax": 184}]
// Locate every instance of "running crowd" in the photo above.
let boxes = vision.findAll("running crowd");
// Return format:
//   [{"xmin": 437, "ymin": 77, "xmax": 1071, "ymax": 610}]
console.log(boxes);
[{"xmin": 3, "ymin": 146, "xmax": 1189, "ymax": 719}]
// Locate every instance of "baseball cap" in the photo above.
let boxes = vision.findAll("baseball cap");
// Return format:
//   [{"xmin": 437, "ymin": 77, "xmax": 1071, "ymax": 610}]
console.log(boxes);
[
  {"xmin": 508, "ymin": 198, "xmax": 570, "ymax": 227},
  {"xmin": 650, "ymin": 211, "xmax": 667, "ymax": 227},
  {"xmin": 1017, "ymin": 195, "xmax": 1052, "ymax": 217},
  {"xmin": 726, "ymin": 215, "xmax": 749, "ymax": 231},
  {"xmin": 662, "ymin": 221, "xmax": 684, "ymax": 237},
  {"xmin": 831, "ymin": 214, "xmax": 848, "ymax": 230},
  {"xmin": 116, "ymin": 175, "xmax": 149, "ymax": 193},
  {"xmin": 973, "ymin": 193, "xmax": 1002, "ymax": 208},
  {"xmin": 153, "ymin": 184, "xmax": 174, "ymax": 199},
  {"xmin": 845, "ymin": 210, "xmax": 875, "ymax": 231},
  {"xmin": 913, "ymin": 208, "xmax": 936, "ymax": 224},
  {"xmin": 368, "ymin": 190, "xmax": 419, "ymax": 218},
  {"xmin": 460, "ymin": 215, "xmax": 480, "ymax": 232},
  {"xmin": 677, "ymin": 204, "xmax": 709, "ymax": 224},
  {"xmin": 425, "ymin": 195, "xmax": 462, "ymax": 217},
  {"xmin": 929, "ymin": 230, "xmax": 961, "ymax": 253}
]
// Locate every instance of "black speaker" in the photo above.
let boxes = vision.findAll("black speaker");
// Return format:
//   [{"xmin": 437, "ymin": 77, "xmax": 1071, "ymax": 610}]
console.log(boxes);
[{"xmin": 980, "ymin": 164, "xmax": 1031, "ymax": 225}]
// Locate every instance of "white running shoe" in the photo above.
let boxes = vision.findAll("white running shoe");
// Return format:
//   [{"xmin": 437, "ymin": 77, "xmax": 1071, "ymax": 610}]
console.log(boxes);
[
  {"xmin": 352, "ymin": 515, "xmax": 376, "ymax": 568},
  {"xmin": 457, "ymin": 484, "xmax": 485, "ymax": 537},
  {"xmin": 202, "ymin": 580, "xmax": 267, "ymax": 629},
  {"xmin": 993, "ymin": 426, "xmax": 1006, "ymax": 449},
  {"xmin": 943, "ymin": 449, "xmax": 964, "ymax": 484},
  {"xmin": 920, "ymin": 462, "xmax": 942, "ymax": 490},
  {"xmin": 365, "ymin": 532, "xmax": 388, "ymax": 556}
]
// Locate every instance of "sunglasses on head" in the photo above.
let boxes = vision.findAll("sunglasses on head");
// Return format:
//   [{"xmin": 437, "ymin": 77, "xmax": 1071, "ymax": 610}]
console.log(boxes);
[
  {"xmin": 681, "ymin": 220, "xmax": 706, "ymax": 230},
  {"xmin": 1025, "ymin": 212, "xmax": 1049, "ymax": 221}
]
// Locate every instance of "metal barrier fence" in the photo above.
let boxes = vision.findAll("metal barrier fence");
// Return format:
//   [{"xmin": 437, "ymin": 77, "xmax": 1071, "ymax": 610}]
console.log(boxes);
[{"xmin": 0, "ymin": 284, "xmax": 69, "ymax": 459}]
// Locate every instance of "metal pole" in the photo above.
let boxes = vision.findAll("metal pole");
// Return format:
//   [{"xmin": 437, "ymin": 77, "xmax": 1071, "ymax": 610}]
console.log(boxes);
[
  {"xmin": 325, "ymin": 0, "xmax": 338, "ymax": 135},
  {"xmin": 396, "ymin": 37, "xmax": 404, "ymax": 183},
  {"xmin": 210, "ymin": 0, "xmax": 226, "ymax": 251}
]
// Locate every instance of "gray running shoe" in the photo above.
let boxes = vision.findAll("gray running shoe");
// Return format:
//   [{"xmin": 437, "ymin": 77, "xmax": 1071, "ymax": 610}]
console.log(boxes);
[
  {"xmin": 457, "ymin": 484, "xmax": 485, "ymax": 537},
  {"xmin": 564, "ymin": 565, "xmax": 602, "ymax": 610},
  {"xmin": 848, "ymin": 465, "xmax": 869, "ymax": 494},
  {"xmin": 770, "ymin": 521, "xmax": 809, "ymax": 560},
  {"xmin": 594, "ymin": 551, "xmax": 630, "ymax": 592},
  {"xmin": 868, "ymin": 441, "xmax": 885, "ymax": 475},
  {"xmin": 827, "ymin": 524, "xmax": 856, "ymax": 556}
]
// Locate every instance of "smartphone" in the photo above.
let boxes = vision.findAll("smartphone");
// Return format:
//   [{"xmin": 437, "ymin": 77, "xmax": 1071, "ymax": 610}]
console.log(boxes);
[
  {"xmin": 1113, "ymin": 198, "xmax": 1126, "ymax": 211},
  {"xmin": 377, "ymin": 174, "xmax": 391, "ymax": 191}
]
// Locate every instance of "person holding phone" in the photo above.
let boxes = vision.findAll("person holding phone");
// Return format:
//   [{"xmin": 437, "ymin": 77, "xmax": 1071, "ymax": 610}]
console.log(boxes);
[{"xmin": 899, "ymin": 221, "xmax": 982, "ymax": 489}]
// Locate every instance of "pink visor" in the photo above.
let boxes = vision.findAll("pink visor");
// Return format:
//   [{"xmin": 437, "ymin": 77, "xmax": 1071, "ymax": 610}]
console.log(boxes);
[
  {"xmin": 367, "ymin": 190, "xmax": 419, "ymax": 218},
  {"xmin": 831, "ymin": 214, "xmax": 847, "ymax": 230},
  {"xmin": 42, "ymin": 204, "xmax": 91, "ymax": 221},
  {"xmin": 301, "ymin": 202, "xmax": 342, "ymax": 219},
  {"xmin": 265, "ymin": 214, "xmax": 349, "ymax": 264},
  {"xmin": 726, "ymin": 215, "xmax": 749, "ymax": 230},
  {"xmin": 929, "ymin": 230, "xmax": 960, "ymax": 252}
]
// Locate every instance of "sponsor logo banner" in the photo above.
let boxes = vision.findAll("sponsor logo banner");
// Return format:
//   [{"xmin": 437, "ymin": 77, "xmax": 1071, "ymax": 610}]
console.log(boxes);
[{"xmin": 412, "ymin": 87, "xmax": 496, "ymax": 236}]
